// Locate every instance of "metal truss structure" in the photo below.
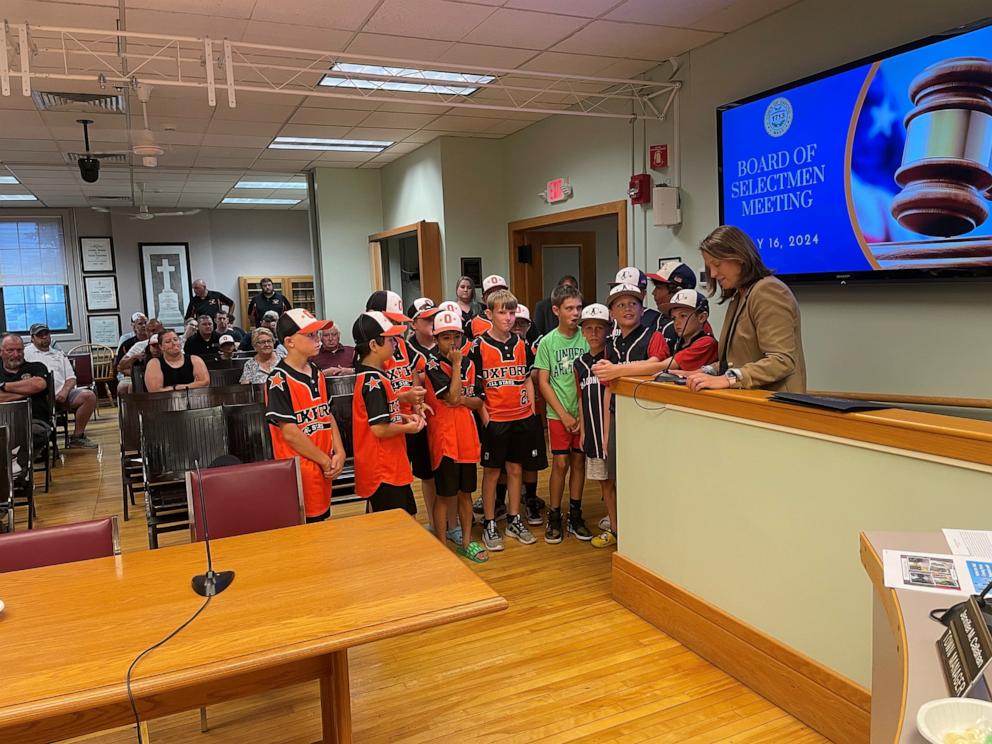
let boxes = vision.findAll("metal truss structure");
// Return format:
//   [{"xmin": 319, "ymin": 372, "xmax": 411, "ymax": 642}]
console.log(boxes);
[{"xmin": 1, "ymin": 21, "xmax": 680, "ymax": 121}]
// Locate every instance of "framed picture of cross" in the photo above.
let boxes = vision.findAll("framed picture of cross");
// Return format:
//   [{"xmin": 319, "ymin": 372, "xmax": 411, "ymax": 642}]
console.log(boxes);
[{"xmin": 139, "ymin": 242, "xmax": 193, "ymax": 333}]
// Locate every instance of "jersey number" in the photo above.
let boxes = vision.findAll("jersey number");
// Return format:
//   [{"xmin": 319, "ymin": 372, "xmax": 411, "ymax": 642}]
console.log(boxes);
[{"xmin": 520, "ymin": 388, "xmax": 530, "ymax": 406}]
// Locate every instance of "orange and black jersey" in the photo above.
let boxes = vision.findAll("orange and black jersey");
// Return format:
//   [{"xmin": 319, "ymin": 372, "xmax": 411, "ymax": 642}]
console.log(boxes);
[
  {"xmin": 352, "ymin": 363, "xmax": 412, "ymax": 498},
  {"xmin": 467, "ymin": 314, "xmax": 493, "ymax": 341},
  {"xmin": 423, "ymin": 349, "xmax": 481, "ymax": 468},
  {"xmin": 468, "ymin": 331, "xmax": 534, "ymax": 423},
  {"xmin": 383, "ymin": 337, "xmax": 426, "ymax": 415},
  {"xmin": 408, "ymin": 336, "xmax": 436, "ymax": 361},
  {"xmin": 265, "ymin": 360, "xmax": 335, "ymax": 447}
]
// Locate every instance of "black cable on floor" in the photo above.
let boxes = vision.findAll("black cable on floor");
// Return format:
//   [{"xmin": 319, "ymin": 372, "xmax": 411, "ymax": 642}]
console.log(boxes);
[{"xmin": 126, "ymin": 595, "xmax": 213, "ymax": 743}]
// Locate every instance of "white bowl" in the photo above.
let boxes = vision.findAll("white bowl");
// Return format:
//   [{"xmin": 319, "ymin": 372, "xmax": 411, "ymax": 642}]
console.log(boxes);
[{"xmin": 918, "ymin": 698, "xmax": 992, "ymax": 743}]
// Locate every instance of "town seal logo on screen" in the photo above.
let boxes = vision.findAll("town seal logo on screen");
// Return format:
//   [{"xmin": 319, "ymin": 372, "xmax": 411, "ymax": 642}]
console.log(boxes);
[{"xmin": 764, "ymin": 97, "xmax": 793, "ymax": 138}]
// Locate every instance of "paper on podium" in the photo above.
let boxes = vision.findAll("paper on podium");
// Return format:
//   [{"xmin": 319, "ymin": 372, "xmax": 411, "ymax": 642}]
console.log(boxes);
[
  {"xmin": 883, "ymin": 549, "xmax": 992, "ymax": 597},
  {"xmin": 944, "ymin": 529, "xmax": 992, "ymax": 559}
]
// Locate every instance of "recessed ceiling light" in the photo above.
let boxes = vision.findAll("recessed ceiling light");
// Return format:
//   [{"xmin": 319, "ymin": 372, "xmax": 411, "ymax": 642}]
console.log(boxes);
[
  {"xmin": 321, "ymin": 63, "xmax": 495, "ymax": 96},
  {"xmin": 0, "ymin": 176, "xmax": 19, "ymax": 185},
  {"xmin": 222, "ymin": 197, "xmax": 301, "ymax": 205},
  {"xmin": 269, "ymin": 136, "xmax": 393, "ymax": 153},
  {"xmin": 235, "ymin": 180, "xmax": 308, "ymax": 189},
  {"xmin": 0, "ymin": 194, "xmax": 37, "ymax": 201}
]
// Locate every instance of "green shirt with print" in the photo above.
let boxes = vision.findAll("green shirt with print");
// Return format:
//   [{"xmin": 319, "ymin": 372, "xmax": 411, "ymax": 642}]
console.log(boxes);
[{"xmin": 533, "ymin": 327, "xmax": 589, "ymax": 420}]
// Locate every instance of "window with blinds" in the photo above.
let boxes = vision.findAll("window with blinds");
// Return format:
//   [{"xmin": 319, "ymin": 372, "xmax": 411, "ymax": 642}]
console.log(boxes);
[{"xmin": 0, "ymin": 217, "xmax": 72, "ymax": 333}]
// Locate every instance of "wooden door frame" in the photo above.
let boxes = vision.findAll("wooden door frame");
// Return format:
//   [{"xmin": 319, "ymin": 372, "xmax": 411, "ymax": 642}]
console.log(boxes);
[
  {"xmin": 507, "ymin": 200, "xmax": 627, "ymax": 303},
  {"xmin": 368, "ymin": 221, "xmax": 442, "ymax": 301}
]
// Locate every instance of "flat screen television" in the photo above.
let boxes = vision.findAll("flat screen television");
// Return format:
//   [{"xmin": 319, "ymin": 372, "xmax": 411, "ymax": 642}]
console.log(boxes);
[{"xmin": 717, "ymin": 19, "xmax": 992, "ymax": 282}]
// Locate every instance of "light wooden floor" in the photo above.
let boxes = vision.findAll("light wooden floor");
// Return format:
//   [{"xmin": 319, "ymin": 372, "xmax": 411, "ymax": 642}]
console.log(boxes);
[{"xmin": 24, "ymin": 409, "xmax": 829, "ymax": 743}]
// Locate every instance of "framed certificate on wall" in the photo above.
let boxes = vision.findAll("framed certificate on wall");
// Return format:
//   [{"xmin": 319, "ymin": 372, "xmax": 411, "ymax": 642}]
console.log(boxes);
[
  {"xmin": 84, "ymin": 275, "xmax": 119, "ymax": 312},
  {"xmin": 79, "ymin": 237, "xmax": 116, "ymax": 273},
  {"xmin": 87, "ymin": 314, "xmax": 121, "ymax": 346}
]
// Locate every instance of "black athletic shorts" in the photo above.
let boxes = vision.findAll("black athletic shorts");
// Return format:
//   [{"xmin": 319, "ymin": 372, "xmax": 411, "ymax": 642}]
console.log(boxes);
[
  {"xmin": 369, "ymin": 482, "xmax": 417, "ymax": 516},
  {"xmin": 481, "ymin": 416, "xmax": 546, "ymax": 471},
  {"xmin": 406, "ymin": 428, "xmax": 434, "ymax": 481},
  {"xmin": 434, "ymin": 457, "xmax": 478, "ymax": 498}
]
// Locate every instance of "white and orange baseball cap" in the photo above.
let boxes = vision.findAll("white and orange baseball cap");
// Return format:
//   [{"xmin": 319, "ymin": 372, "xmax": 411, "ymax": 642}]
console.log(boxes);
[
  {"xmin": 482, "ymin": 274, "xmax": 508, "ymax": 296},
  {"xmin": 432, "ymin": 310, "xmax": 463, "ymax": 336},
  {"xmin": 366, "ymin": 290, "xmax": 411, "ymax": 323},
  {"xmin": 515, "ymin": 304, "xmax": 532, "ymax": 324},
  {"xmin": 437, "ymin": 300, "xmax": 460, "ymax": 314},
  {"xmin": 276, "ymin": 307, "xmax": 333, "ymax": 342},
  {"xmin": 407, "ymin": 297, "xmax": 441, "ymax": 320},
  {"xmin": 353, "ymin": 311, "xmax": 406, "ymax": 344}
]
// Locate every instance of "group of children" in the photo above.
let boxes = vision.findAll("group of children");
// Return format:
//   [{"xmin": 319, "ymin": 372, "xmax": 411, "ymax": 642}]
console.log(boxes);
[{"xmin": 265, "ymin": 263, "xmax": 720, "ymax": 564}]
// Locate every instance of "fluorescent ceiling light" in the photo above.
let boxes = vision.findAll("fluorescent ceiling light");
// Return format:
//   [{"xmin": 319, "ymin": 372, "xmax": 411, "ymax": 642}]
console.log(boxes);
[
  {"xmin": 0, "ymin": 176, "xmax": 19, "ymax": 184},
  {"xmin": 222, "ymin": 197, "xmax": 301, "ymax": 205},
  {"xmin": 269, "ymin": 136, "xmax": 393, "ymax": 153},
  {"xmin": 0, "ymin": 194, "xmax": 37, "ymax": 201},
  {"xmin": 235, "ymin": 180, "xmax": 307, "ymax": 189},
  {"xmin": 321, "ymin": 63, "xmax": 495, "ymax": 96}
]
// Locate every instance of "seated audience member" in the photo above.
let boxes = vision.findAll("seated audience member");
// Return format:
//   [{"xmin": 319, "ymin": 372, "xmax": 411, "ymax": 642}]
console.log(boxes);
[
  {"xmin": 214, "ymin": 311, "xmax": 245, "ymax": 344},
  {"xmin": 115, "ymin": 314, "xmax": 150, "ymax": 391},
  {"xmin": 218, "ymin": 335, "xmax": 237, "ymax": 361},
  {"xmin": 182, "ymin": 318, "xmax": 198, "ymax": 342},
  {"xmin": 0, "ymin": 333, "xmax": 51, "ymax": 454},
  {"xmin": 247, "ymin": 277, "xmax": 291, "ymax": 327},
  {"xmin": 184, "ymin": 278, "xmax": 234, "ymax": 321},
  {"xmin": 24, "ymin": 323, "xmax": 98, "ymax": 448},
  {"xmin": 118, "ymin": 311, "xmax": 147, "ymax": 347},
  {"xmin": 313, "ymin": 325, "xmax": 355, "ymax": 376},
  {"xmin": 144, "ymin": 333, "xmax": 162, "ymax": 363},
  {"xmin": 116, "ymin": 318, "xmax": 164, "ymax": 394},
  {"xmin": 240, "ymin": 327, "xmax": 279, "ymax": 384},
  {"xmin": 240, "ymin": 310, "xmax": 279, "ymax": 352},
  {"xmin": 184, "ymin": 314, "xmax": 220, "ymax": 358},
  {"xmin": 145, "ymin": 330, "xmax": 209, "ymax": 392}
]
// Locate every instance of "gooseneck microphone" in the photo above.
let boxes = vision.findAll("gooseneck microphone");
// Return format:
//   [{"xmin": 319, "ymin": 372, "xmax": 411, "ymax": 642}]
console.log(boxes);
[{"xmin": 191, "ymin": 460, "xmax": 235, "ymax": 597}]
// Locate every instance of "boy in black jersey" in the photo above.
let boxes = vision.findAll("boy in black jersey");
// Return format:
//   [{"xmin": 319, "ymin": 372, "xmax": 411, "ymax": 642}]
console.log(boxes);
[{"xmin": 574, "ymin": 303, "xmax": 615, "ymax": 547}]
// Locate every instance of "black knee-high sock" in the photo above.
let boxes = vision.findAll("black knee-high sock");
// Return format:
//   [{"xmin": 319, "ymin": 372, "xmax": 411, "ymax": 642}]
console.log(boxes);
[
  {"xmin": 496, "ymin": 483, "xmax": 507, "ymax": 506},
  {"xmin": 524, "ymin": 480, "xmax": 537, "ymax": 503}
]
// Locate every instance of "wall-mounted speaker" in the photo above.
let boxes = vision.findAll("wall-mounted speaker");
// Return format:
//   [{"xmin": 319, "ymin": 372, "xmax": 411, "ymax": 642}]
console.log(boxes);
[{"xmin": 517, "ymin": 244, "xmax": 532, "ymax": 264}]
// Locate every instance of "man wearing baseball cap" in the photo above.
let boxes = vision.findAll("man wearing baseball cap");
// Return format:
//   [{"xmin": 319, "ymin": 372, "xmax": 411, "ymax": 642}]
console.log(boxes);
[
  {"xmin": 265, "ymin": 308, "xmax": 346, "ymax": 523},
  {"xmin": 351, "ymin": 311, "xmax": 421, "ymax": 515},
  {"xmin": 118, "ymin": 311, "xmax": 147, "ymax": 347}
]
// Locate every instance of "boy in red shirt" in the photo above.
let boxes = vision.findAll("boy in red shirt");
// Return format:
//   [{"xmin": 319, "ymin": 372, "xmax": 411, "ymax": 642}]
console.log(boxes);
[
  {"xmin": 351, "ymin": 311, "xmax": 423, "ymax": 514},
  {"xmin": 469, "ymin": 288, "xmax": 541, "ymax": 552},
  {"xmin": 265, "ymin": 308, "xmax": 346, "ymax": 522},
  {"xmin": 648, "ymin": 289, "xmax": 718, "ymax": 373},
  {"xmin": 423, "ymin": 309, "xmax": 488, "ymax": 563}
]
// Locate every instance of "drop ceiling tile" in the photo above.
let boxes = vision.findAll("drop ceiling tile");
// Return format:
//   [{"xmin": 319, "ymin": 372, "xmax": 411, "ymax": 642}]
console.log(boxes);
[
  {"xmin": 207, "ymin": 120, "xmax": 284, "ymax": 137},
  {"xmin": 363, "ymin": 0, "xmax": 495, "ymax": 42},
  {"xmin": 201, "ymin": 133, "xmax": 274, "ymax": 148},
  {"xmin": 195, "ymin": 157, "xmax": 259, "ymax": 168},
  {"xmin": 342, "ymin": 127, "xmax": 415, "ymax": 141},
  {"xmin": 552, "ymin": 21, "xmax": 720, "ymax": 59},
  {"xmin": 211, "ymin": 102, "xmax": 299, "ymax": 124},
  {"xmin": 252, "ymin": 158, "xmax": 315, "ymax": 171},
  {"xmin": 343, "ymin": 32, "xmax": 453, "ymax": 60},
  {"xmin": 503, "ymin": 0, "xmax": 621, "ymax": 17},
  {"xmin": 196, "ymin": 146, "xmax": 265, "ymax": 160},
  {"xmin": 0, "ymin": 139, "xmax": 59, "ymax": 153},
  {"xmin": 485, "ymin": 119, "xmax": 536, "ymax": 135},
  {"xmin": 423, "ymin": 115, "xmax": 497, "ymax": 133},
  {"xmin": 127, "ymin": 0, "xmax": 256, "ymax": 16},
  {"xmin": 374, "ymin": 100, "xmax": 454, "ymax": 116},
  {"xmin": 309, "ymin": 161, "xmax": 362, "ymax": 168},
  {"xmin": 2, "ymin": 153, "xmax": 67, "ymax": 165},
  {"xmin": 604, "ymin": 0, "xmax": 726, "ymax": 26},
  {"xmin": 403, "ymin": 131, "xmax": 443, "ymax": 143},
  {"xmin": 250, "ymin": 0, "xmax": 381, "ymax": 31},
  {"xmin": 437, "ymin": 43, "xmax": 538, "ymax": 70},
  {"xmin": 257, "ymin": 147, "xmax": 322, "ymax": 160},
  {"xmin": 464, "ymin": 9, "xmax": 589, "ymax": 50},
  {"xmin": 385, "ymin": 142, "xmax": 423, "ymax": 154},
  {"xmin": 126, "ymin": 9, "xmax": 249, "ymax": 37},
  {"xmin": 312, "ymin": 151, "xmax": 375, "ymax": 162},
  {"xmin": 154, "ymin": 131, "xmax": 207, "ymax": 147},
  {"xmin": 690, "ymin": 0, "xmax": 801, "ymax": 33},
  {"xmin": 355, "ymin": 111, "xmax": 442, "ymax": 129},
  {"xmin": 3, "ymin": 0, "xmax": 120, "ymax": 27},
  {"xmin": 594, "ymin": 58, "xmax": 661, "ymax": 79},
  {"xmin": 519, "ymin": 51, "xmax": 619, "ymax": 75},
  {"xmin": 277, "ymin": 124, "xmax": 355, "ymax": 139},
  {"xmin": 289, "ymin": 107, "xmax": 371, "ymax": 127},
  {"xmin": 240, "ymin": 20, "xmax": 355, "ymax": 49}
]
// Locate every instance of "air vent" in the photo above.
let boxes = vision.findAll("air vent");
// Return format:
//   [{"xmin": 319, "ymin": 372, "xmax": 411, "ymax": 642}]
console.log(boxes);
[
  {"xmin": 33, "ymin": 90, "xmax": 127, "ymax": 113},
  {"xmin": 63, "ymin": 152, "xmax": 129, "ymax": 164}
]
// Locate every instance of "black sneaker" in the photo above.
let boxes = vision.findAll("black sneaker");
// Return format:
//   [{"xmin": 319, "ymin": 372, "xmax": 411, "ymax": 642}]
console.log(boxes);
[
  {"xmin": 567, "ymin": 505, "xmax": 593, "ymax": 541},
  {"xmin": 545, "ymin": 509, "xmax": 563, "ymax": 544},
  {"xmin": 524, "ymin": 498, "xmax": 542, "ymax": 525}
]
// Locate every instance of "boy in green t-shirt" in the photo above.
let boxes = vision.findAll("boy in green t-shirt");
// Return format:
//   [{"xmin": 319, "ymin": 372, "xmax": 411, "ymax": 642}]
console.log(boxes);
[{"xmin": 534, "ymin": 283, "xmax": 590, "ymax": 544}]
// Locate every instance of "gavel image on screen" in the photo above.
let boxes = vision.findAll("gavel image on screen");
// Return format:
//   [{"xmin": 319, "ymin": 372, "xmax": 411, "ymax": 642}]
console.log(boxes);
[{"xmin": 890, "ymin": 56, "xmax": 992, "ymax": 237}]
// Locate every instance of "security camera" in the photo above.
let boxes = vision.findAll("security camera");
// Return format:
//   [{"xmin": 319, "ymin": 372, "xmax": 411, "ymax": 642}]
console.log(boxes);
[{"xmin": 78, "ymin": 155, "xmax": 100, "ymax": 183}]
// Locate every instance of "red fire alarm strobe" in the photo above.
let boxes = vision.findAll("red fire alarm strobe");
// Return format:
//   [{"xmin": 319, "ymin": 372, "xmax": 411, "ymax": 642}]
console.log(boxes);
[
  {"xmin": 650, "ymin": 144, "xmax": 668, "ymax": 170},
  {"xmin": 628, "ymin": 174, "xmax": 651, "ymax": 205}
]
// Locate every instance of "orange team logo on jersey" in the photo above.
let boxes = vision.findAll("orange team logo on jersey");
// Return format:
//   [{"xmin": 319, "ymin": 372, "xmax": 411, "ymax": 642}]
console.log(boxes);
[
  {"xmin": 268, "ymin": 372, "xmax": 285, "ymax": 390},
  {"xmin": 365, "ymin": 375, "xmax": 381, "ymax": 390}
]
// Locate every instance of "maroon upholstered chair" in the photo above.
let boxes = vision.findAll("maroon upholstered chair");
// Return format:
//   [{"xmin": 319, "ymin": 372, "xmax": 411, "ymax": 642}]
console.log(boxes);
[
  {"xmin": 0, "ymin": 516, "xmax": 120, "ymax": 573},
  {"xmin": 185, "ymin": 458, "xmax": 304, "ymax": 543}
]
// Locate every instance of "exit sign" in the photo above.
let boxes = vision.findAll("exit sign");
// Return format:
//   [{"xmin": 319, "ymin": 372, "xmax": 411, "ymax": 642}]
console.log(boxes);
[{"xmin": 542, "ymin": 177, "xmax": 572, "ymax": 204}]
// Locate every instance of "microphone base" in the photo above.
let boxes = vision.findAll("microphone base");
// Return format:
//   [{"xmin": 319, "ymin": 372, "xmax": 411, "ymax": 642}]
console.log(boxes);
[
  {"xmin": 654, "ymin": 372, "xmax": 686, "ymax": 385},
  {"xmin": 192, "ymin": 570, "xmax": 235, "ymax": 597}
]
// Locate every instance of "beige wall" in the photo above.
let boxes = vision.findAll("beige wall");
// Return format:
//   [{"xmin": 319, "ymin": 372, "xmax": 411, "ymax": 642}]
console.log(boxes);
[{"xmin": 615, "ymin": 395, "xmax": 992, "ymax": 687}]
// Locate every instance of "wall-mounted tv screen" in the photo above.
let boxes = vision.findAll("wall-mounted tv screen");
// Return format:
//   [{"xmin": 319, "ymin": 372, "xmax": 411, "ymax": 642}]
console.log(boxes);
[{"xmin": 717, "ymin": 21, "xmax": 992, "ymax": 282}]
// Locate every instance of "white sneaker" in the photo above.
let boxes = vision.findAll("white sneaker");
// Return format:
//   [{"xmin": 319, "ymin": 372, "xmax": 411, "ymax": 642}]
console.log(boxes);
[
  {"xmin": 505, "ymin": 515, "xmax": 536, "ymax": 545},
  {"xmin": 482, "ymin": 520, "xmax": 504, "ymax": 552},
  {"xmin": 598, "ymin": 516, "xmax": 611, "ymax": 532}
]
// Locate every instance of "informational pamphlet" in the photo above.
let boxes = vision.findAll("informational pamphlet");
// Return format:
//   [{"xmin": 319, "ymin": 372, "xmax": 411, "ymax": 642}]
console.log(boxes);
[
  {"xmin": 943, "ymin": 529, "xmax": 992, "ymax": 559},
  {"xmin": 882, "ymin": 550, "xmax": 992, "ymax": 596}
]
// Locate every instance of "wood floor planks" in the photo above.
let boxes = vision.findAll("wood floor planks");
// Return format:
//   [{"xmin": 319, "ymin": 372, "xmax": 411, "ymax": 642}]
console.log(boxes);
[{"xmin": 22, "ymin": 411, "xmax": 829, "ymax": 743}]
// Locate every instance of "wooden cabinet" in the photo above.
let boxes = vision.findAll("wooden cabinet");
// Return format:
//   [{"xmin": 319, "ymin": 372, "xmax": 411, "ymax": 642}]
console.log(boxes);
[{"xmin": 238, "ymin": 275, "xmax": 314, "ymax": 328}]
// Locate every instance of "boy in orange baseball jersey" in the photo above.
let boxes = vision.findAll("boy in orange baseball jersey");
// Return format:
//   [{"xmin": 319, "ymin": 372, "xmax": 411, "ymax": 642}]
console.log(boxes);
[
  {"xmin": 265, "ymin": 308, "xmax": 346, "ymax": 522},
  {"xmin": 465, "ymin": 274, "xmax": 506, "ymax": 340},
  {"xmin": 352, "ymin": 311, "xmax": 422, "ymax": 514}
]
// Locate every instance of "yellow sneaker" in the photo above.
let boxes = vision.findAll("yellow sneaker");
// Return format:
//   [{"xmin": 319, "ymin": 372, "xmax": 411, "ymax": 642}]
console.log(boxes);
[{"xmin": 591, "ymin": 531, "xmax": 616, "ymax": 548}]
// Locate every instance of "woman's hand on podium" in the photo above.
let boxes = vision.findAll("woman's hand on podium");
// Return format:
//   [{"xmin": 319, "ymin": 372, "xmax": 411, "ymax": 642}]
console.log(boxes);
[{"xmin": 684, "ymin": 370, "xmax": 732, "ymax": 392}]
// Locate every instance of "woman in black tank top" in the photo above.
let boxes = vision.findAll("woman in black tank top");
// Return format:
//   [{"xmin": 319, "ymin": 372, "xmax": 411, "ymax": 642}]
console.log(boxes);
[{"xmin": 145, "ymin": 329, "xmax": 210, "ymax": 392}]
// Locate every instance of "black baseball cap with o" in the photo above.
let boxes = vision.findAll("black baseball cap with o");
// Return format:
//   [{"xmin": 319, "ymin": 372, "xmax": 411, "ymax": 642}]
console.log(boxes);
[
  {"xmin": 407, "ymin": 297, "xmax": 441, "ymax": 320},
  {"xmin": 660, "ymin": 288, "xmax": 709, "ymax": 314},
  {"xmin": 276, "ymin": 307, "xmax": 333, "ymax": 343},
  {"xmin": 353, "ymin": 311, "xmax": 406, "ymax": 345},
  {"xmin": 647, "ymin": 260, "xmax": 696, "ymax": 290}
]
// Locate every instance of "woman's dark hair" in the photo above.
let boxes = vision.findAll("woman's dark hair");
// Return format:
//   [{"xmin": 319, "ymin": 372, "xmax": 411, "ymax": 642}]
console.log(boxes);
[
  {"xmin": 457, "ymin": 275, "xmax": 476, "ymax": 289},
  {"xmin": 159, "ymin": 329, "xmax": 180, "ymax": 343},
  {"xmin": 699, "ymin": 225, "xmax": 773, "ymax": 303}
]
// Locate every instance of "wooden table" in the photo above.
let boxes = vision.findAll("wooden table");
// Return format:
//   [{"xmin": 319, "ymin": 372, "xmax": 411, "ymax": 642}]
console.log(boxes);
[{"xmin": 0, "ymin": 510, "xmax": 507, "ymax": 743}]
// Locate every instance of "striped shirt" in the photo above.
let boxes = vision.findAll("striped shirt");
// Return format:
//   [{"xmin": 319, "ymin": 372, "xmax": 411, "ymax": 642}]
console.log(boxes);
[{"xmin": 574, "ymin": 351, "xmax": 608, "ymax": 459}]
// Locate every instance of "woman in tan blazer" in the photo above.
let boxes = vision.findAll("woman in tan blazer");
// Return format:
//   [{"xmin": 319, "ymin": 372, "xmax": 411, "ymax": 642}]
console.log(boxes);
[{"xmin": 685, "ymin": 226, "xmax": 806, "ymax": 393}]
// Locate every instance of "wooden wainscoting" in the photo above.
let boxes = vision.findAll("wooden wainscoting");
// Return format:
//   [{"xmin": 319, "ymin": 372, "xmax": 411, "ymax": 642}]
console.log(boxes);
[{"xmin": 613, "ymin": 553, "xmax": 871, "ymax": 744}]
